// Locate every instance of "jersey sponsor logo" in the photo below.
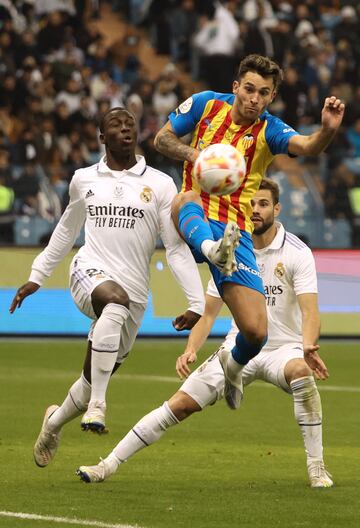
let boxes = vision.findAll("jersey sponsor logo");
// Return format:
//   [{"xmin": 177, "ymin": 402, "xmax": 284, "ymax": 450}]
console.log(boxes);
[
  {"xmin": 264, "ymin": 284, "xmax": 283, "ymax": 295},
  {"xmin": 282, "ymin": 127, "xmax": 295, "ymax": 133},
  {"xmin": 140, "ymin": 186, "xmax": 153, "ymax": 203},
  {"xmin": 237, "ymin": 261, "xmax": 261, "ymax": 277},
  {"xmin": 242, "ymin": 134, "xmax": 254, "ymax": 150},
  {"xmin": 178, "ymin": 96, "xmax": 193, "ymax": 114},
  {"xmin": 264, "ymin": 283, "xmax": 283, "ymax": 306},
  {"xmin": 85, "ymin": 189, "xmax": 94, "ymax": 199},
  {"xmin": 87, "ymin": 203, "xmax": 145, "ymax": 230},
  {"xmin": 274, "ymin": 262, "xmax": 285, "ymax": 278}
]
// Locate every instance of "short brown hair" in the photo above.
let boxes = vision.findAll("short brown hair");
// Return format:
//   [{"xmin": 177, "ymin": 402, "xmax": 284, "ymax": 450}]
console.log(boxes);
[
  {"xmin": 237, "ymin": 54, "xmax": 283, "ymax": 91},
  {"xmin": 259, "ymin": 177, "xmax": 280, "ymax": 204}
]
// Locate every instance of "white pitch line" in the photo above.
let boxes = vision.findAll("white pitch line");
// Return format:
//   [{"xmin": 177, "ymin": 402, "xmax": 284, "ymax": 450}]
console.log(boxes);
[
  {"xmin": 117, "ymin": 374, "xmax": 360, "ymax": 393},
  {"xmin": 0, "ymin": 511, "xmax": 143, "ymax": 528}
]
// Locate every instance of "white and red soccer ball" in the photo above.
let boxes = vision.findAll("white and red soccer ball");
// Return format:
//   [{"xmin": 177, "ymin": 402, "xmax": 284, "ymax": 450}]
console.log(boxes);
[{"xmin": 194, "ymin": 143, "xmax": 246, "ymax": 196}]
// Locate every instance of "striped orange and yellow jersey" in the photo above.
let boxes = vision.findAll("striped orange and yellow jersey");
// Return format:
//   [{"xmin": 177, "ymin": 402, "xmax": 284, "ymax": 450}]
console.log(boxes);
[{"xmin": 169, "ymin": 91, "xmax": 299, "ymax": 233}]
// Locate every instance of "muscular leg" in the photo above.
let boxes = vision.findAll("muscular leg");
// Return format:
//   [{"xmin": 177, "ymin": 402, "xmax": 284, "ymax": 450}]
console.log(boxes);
[
  {"xmin": 285, "ymin": 358, "xmax": 332, "ymax": 487},
  {"xmin": 76, "ymin": 391, "xmax": 204, "ymax": 481},
  {"xmin": 172, "ymin": 191, "xmax": 214, "ymax": 253},
  {"xmin": 89, "ymin": 280, "xmax": 130, "ymax": 401},
  {"xmin": 172, "ymin": 191, "xmax": 240, "ymax": 275},
  {"xmin": 218, "ymin": 282, "xmax": 267, "ymax": 408},
  {"xmin": 79, "ymin": 280, "xmax": 130, "ymax": 432},
  {"xmin": 285, "ymin": 359, "xmax": 324, "ymax": 463}
]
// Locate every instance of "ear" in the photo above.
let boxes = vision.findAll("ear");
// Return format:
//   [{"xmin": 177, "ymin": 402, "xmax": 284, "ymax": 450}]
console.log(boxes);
[
  {"xmin": 274, "ymin": 202, "xmax": 281, "ymax": 218},
  {"xmin": 270, "ymin": 91, "xmax": 277, "ymax": 103},
  {"xmin": 232, "ymin": 80, "xmax": 239, "ymax": 95},
  {"xmin": 99, "ymin": 133, "xmax": 105, "ymax": 145}
]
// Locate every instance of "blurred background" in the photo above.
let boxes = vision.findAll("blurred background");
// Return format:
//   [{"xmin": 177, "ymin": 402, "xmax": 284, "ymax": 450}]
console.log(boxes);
[{"xmin": 1, "ymin": 0, "xmax": 360, "ymax": 337}]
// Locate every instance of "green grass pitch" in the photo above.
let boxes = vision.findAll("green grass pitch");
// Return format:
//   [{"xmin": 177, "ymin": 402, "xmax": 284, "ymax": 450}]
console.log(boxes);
[{"xmin": 0, "ymin": 339, "xmax": 359, "ymax": 528}]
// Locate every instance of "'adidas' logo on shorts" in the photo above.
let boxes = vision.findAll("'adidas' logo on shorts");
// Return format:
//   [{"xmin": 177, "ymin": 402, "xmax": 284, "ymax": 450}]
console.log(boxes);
[{"xmin": 85, "ymin": 189, "xmax": 94, "ymax": 199}]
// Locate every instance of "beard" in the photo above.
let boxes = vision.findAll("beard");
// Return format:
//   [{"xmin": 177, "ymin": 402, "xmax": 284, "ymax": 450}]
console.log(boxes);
[{"xmin": 252, "ymin": 217, "xmax": 274, "ymax": 235}]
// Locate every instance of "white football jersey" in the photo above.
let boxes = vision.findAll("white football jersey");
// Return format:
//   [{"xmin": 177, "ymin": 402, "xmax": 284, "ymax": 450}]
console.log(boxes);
[
  {"xmin": 29, "ymin": 155, "xmax": 204, "ymax": 311},
  {"xmin": 207, "ymin": 222, "xmax": 318, "ymax": 351}
]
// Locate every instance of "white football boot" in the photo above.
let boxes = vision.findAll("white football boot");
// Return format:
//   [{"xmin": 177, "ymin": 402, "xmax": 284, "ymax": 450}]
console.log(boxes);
[
  {"xmin": 308, "ymin": 461, "xmax": 334, "ymax": 488},
  {"xmin": 207, "ymin": 221, "xmax": 241, "ymax": 276},
  {"xmin": 81, "ymin": 400, "xmax": 107, "ymax": 433},
  {"xmin": 76, "ymin": 458, "xmax": 114, "ymax": 483},
  {"xmin": 218, "ymin": 347, "xmax": 244, "ymax": 410},
  {"xmin": 33, "ymin": 405, "xmax": 61, "ymax": 467}
]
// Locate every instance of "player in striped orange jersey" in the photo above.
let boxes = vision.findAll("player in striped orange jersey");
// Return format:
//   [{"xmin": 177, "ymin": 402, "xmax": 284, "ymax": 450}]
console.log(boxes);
[{"xmin": 154, "ymin": 54, "xmax": 345, "ymax": 409}]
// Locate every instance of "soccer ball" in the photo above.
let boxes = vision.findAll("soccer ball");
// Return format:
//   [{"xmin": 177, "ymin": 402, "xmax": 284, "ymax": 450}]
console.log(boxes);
[{"xmin": 194, "ymin": 143, "xmax": 246, "ymax": 196}]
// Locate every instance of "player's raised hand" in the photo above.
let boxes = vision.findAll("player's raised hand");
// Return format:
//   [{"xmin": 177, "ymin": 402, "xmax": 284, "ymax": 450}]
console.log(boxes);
[
  {"xmin": 9, "ymin": 281, "xmax": 40, "ymax": 313},
  {"xmin": 172, "ymin": 310, "xmax": 201, "ymax": 331},
  {"xmin": 303, "ymin": 344, "xmax": 329, "ymax": 380},
  {"xmin": 176, "ymin": 349, "xmax": 198, "ymax": 379},
  {"xmin": 321, "ymin": 96, "xmax": 345, "ymax": 130}
]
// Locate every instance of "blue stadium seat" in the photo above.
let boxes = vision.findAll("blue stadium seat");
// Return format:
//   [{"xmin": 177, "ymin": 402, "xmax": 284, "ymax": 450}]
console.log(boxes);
[
  {"xmin": 14, "ymin": 216, "xmax": 54, "ymax": 246},
  {"xmin": 322, "ymin": 218, "xmax": 352, "ymax": 248}
]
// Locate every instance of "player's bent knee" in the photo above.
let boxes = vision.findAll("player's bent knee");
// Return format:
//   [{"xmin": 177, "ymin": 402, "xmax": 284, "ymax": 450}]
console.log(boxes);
[
  {"xmin": 168, "ymin": 391, "xmax": 201, "ymax": 421},
  {"xmin": 285, "ymin": 359, "xmax": 312, "ymax": 384},
  {"xmin": 105, "ymin": 291, "xmax": 130, "ymax": 308}
]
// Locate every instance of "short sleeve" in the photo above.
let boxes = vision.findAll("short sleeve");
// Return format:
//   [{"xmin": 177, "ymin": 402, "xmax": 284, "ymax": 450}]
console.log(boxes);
[
  {"xmin": 292, "ymin": 247, "xmax": 318, "ymax": 295},
  {"xmin": 168, "ymin": 91, "xmax": 216, "ymax": 137},
  {"xmin": 264, "ymin": 112, "xmax": 299, "ymax": 155}
]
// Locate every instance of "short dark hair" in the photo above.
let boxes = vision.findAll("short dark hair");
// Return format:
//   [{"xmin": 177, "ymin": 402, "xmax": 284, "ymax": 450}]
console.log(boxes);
[
  {"xmin": 237, "ymin": 54, "xmax": 283, "ymax": 91},
  {"xmin": 98, "ymin": 107, "xmax": 134, "ymax": 133},
  {"xmin": 259, "ymin": 177, "xmax": 280, "ymax": 204}
]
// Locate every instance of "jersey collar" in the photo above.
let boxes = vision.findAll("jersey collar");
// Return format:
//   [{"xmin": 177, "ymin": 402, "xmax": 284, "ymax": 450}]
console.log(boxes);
[
  {"xmin": 97, "ymin": 155, "xmax": 146, "ymax": 177},
  {"xmin": 266, "ymin": 221, "xmax": 286, "ymax": 250},
  {"xmin": 255, "ymin": 222, "xmax": 285, "ymax": 254}
]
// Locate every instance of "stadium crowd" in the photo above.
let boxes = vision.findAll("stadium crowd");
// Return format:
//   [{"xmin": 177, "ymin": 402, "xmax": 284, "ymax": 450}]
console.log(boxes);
[{"xmin": 0, "ymin": 0, "xmax": 360, "ymax": 246}]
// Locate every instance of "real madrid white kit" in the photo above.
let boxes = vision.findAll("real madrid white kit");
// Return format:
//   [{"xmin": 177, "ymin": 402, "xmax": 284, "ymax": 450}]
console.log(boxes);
[
  {"xmin": 181, "ymin": 223, "xmax": 318, "ymax": 406},
  {"xmin": 28, "ymin": 156, "xmax": 205, "ymax": 357}
]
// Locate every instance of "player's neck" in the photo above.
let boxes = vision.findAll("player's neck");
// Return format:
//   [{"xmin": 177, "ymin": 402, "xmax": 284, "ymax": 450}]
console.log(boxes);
[
  {"xmin": 105, "ymin": 150, "xmax": 137, "ymax": 171},
  {"xmin": 253, "ymin": 223, "xmax": 278, "ymax": 250},
  {"xmin": 231, "ymin": 107, "xmax": 256, "ymax": 127}
]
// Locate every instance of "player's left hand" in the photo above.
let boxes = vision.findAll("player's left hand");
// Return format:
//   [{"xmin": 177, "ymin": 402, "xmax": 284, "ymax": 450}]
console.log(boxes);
[
  {"xmin": 176, "ymin": 349, "xmax": 198, "ymax": 379},
  {"xmin": 172, "ymin": 310, "xmax": 201, "ymax": 331},
  {"xmin": 321, "ymin": 96, "xmax": 345, "ymax": 130},
  {"xmin": 303, "ymin": 344, "xmax": 329, "ymax": 380}
]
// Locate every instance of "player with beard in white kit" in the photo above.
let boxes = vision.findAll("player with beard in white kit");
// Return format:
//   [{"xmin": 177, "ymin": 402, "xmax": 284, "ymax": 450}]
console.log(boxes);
[
  {"xmin": 10, "ymin": 107, "xmax": 205, "ymax": 467},
  {"xmin": 76, "ymin": 178, "xmax": 332, "ymax": 488}
]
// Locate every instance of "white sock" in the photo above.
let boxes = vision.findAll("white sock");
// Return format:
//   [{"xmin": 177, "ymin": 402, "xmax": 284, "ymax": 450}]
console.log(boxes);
[
  {"xmin": 200, "ymin": 239, "xmax": 215, "ymax": 259},
  {"xmin": 48, "ymin": 373, "xmax": 91, "ymax": 433},
  {"xmin": 104, "ymin": 402, "xmax": 179, "ymax": 470},
  {"xmin": 290, "ymin": 376, "xmax": 323, "ymax": 463},
  {"xmin": 227, "ymin": 353, "xmax": 243, "ymax": 376},
  {"xmin": 90, "ymin": 303, "xmax": 130, "ymax": 403}
]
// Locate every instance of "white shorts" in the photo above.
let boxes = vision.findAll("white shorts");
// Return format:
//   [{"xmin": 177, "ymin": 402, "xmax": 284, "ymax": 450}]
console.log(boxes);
[
  {"xmin": 69, "ymin": 258, "xmax": 146, "ymax": 364},
  {"xmin": 180, "ymin": 343, "xmax": 304, "ymax": 408}
]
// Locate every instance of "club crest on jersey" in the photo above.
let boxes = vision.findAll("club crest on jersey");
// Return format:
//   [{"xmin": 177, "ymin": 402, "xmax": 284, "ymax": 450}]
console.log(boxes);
[
  {"xmin": 177, "ymin": 96, "xmax": 193, "ymax": 114},
  {"xmin": 140, "ymin": 186, "xmax": 152, "ymax": 203},
  {"xmin": 242, "ymin": 134, "xmax": 254, "ymax": 150},
  {"xmin": 274, "ymin": 262, "xmax": 285, "ymax": 279},
  {"xmin": 114, "ymin": 186, "xmax": 124, "ymax": 198}
]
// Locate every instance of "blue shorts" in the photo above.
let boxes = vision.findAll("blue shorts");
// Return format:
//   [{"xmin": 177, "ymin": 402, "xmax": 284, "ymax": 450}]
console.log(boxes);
[{"xmin": 191, "ymin": 219, "xmax": 264, "ymax": 297}]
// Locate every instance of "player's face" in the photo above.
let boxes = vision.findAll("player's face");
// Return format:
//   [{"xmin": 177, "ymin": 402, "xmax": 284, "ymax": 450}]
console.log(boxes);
[
  {"xmin": 100, "ymin": 109, "xmax": 137, "ymax": 153},
  {"xmin": 232, "ymin": 72, "xmax": 276, "ymax": 122},
  {"xmin": 251, "ymin": 189, "xmax": 280, "ymax": 235}
]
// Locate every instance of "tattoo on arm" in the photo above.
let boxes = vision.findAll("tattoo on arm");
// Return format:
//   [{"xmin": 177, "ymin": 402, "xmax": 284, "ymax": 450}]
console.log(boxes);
[{"xmin": 156, "ymin": 129, "xmax": 197, "ymax": 162}]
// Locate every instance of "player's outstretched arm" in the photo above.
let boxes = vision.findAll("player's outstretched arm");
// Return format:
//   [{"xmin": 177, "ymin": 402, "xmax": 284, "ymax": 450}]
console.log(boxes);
[
  {"xmin": 154, "ymin": 121, "xmax": 199, "ymax": 163},
  {"xmin": 298, "ymin": 293, "xmax": 329, "ymax": 380},
  {"xmin": 288, "ymin": 96, "xmax": 345, "ymax": 157},
  {"xmin": 9, "ymin": 281, "xmax": 40, "ymax": 313},
  {"xmin": 176, "ymin": 293, "xmax": 223, "ymax": 379}
]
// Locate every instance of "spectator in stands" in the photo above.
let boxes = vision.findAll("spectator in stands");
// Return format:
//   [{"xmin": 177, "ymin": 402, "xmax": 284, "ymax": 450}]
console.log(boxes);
[{"xmin": 0, "ymin": 171, "xmax": 14, "ymax": 243}]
